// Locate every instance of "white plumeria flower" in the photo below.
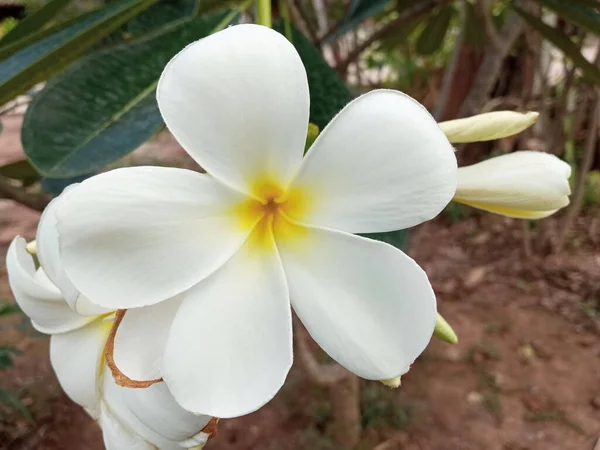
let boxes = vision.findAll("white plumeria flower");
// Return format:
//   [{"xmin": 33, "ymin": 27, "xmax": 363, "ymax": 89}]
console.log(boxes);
[
  {"xmin": 53, "ymin": 24, "xmax": 457, "ymax": 418},
  {"xmin": 6, "ymin": 231, "xmax": 215, "ymax": 450},
  {"xmin": 454, "ymin": 151, "xmax": 571, "ymax": 219}
]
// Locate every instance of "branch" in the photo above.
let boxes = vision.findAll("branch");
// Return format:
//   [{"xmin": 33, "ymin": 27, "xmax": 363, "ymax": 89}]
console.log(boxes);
[
  {"xmin": 293, "ymin": 316, "xmax": 349, "ymax": 385},
  {"xmin": 0, "ymin": 176, "xmax": 50, "ymax": 211},
  {"xmin": 434, "ymin": 0, "xmax": 467, "ymax": 120},
  {"xmin": 289, "ymin": 0, "xmax": 318, "ymax": 42},
  {"xmin": 335, "ymin": 0, "xmax": 445, "ymax": 74},
  {"xmin": 457, "ymin": 8, "xmax": 524, "ymax": 117},
  {"xmin": 555, "ymin": 90, "xmax": 600, "ymax": 252},
  {"xmin": 474, "ymin": 0, "xmax": 501, "ymax": 50}
]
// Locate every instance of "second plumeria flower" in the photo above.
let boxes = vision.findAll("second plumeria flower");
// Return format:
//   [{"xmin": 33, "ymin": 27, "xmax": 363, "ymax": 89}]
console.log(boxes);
[{"xmin": 53, "ymin": 24, "xmax": 457, "ymax": 418}]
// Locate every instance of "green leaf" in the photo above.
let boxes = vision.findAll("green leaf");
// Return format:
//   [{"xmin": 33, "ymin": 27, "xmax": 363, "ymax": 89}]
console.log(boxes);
[
  {"xmin": 0, "ymin": 0, "xmax": 160, "ymax": 107},
  {"xmin": 275, "ymin": 22, "xmax": 351, "ymax": 129},
  {"xmin": 536, "ymin": 0, "xmax": 600, "ymax": 35},
  {"xmin": 0, "ymin": 0, "xmax": 75, "ymax": 47},
  {"xmin": 0, "ymin": 347, "xmax": 22, "ymax": 370},
  {"xmin": 23, "ymin": 10, "xmax": 235, "ymax": 178},
  {"xmin": 416, "ymin": 5, "xmax": 454, "ymax": 55},
  {"xmin": 0, "ymin": 303, "xmax": 21, "ymax": 316},
  {"xmin": 125, "ymin": 0, "xmax": 199, "ymax": 35},
  {"xmin": 0, "ymin": 159, "xmax": 39, "ymax": 182},
  {"xmin": 464, "ymin": 1, "xmax": 485, "ymax": 48},
  {"xmin": 515, "ymin": 6, "xmax": 600, "ymax": 85},
  {"xmin": 41, "ymin": 174, "xmax": 91, "ymax": 195},
  {"xmin": 361, "ymin": 229, "xmax": 409, "ymax": 251},
  {"xmin": 0, "ymin": 388, "xmax": 34, "ymax": 423},
  {"xmin": 324, "ymin": 0, "xmax": 391, "ymax": 42}
]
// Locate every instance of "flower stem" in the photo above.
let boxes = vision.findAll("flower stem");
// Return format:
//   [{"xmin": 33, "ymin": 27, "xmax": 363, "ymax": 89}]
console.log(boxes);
[
  {"xmin": 256, "ymin": 0, "xmax": 272, "ymax": 28},
  {"xmin": 279, "ymin": 0, "xmax": 292, "ymax": 40}
]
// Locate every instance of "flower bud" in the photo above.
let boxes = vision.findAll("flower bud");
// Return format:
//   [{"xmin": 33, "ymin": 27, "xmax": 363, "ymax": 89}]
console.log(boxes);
[
  {"xmin": 434, "ymin": 312, "xmax": 458, "ymax": 344},
  {"xmin": 439, "ymin": 111, "xmax": 539, "ymax": 143}
]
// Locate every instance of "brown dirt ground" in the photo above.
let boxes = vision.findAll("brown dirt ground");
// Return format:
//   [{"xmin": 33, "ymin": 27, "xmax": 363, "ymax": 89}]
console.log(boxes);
[{"xmin": 0, "ymin": 115, "xmax": 599, "ymax": 450}]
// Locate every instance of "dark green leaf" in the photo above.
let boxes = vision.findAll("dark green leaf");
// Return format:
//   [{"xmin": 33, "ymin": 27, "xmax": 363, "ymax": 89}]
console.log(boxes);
[
  {"xmin": 416, "ymin": 5, "xmax": 453, "ymax": 55},
  {"xmin": 42, "ymin": 174, "xmax": 91, "ymax": 195},
  {"xmin": 0, "ymin": 0, "xmax": 160, "ymax": 107},
  {"xmin": 23, "ymin": 11, "xmax": 234, "ymax": 178},
  {"xmin": 275, "ymin": 22, "xmax": 351, "ymax": 129},
  {"xmin": 324, "ymin": 0, "xmax": 391, "ymax": 42},
  {"xmin": 125, "ymin": 0, "xmax": 199, "ymax": 35},
  {"xmin": 536, "ymin": 0, "xmax": 600, "ymax": 34},
  {"xmin": 0, "ymin": 388, "xmax": 34, "ymax": 423},
  {"xmin": 0, "ymin": 303, "xmax": 21, "ymax": 316},
  {"xmin": 515, "ymin": 6, "xmax": 600, "ymax": 85},
  {"xmin": 362, "ymin": 229, "xmax": 409, "ymax": 251},
  {"xmin": 0, "ymin": 0, "xmax": 74, "ymax": 46},
  {"xmin": 0, "ymin": 347, "xmax": 22, "ymax": 370},
  {"xmin": 464, "ymin": 1, "xmax": 485, "ymax": 48},
  {"xmin": 0, "ymin": 159, "xmax": 39, "ymax": 182}
]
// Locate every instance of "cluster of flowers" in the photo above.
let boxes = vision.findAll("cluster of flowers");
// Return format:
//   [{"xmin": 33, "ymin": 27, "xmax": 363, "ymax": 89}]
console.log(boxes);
[{"xmin": 6, "ymin": 25, "xmax": 571, "ymax": 449}]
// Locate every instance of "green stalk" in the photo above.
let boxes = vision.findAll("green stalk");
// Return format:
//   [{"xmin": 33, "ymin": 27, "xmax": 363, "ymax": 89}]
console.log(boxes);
[
  {"xmin": 279, "ymin": 0, "xmax": 292, "ymax": 40},
  {"xmin": 256, "ymin": 0, "xmax": 272, "ymax": 28}
]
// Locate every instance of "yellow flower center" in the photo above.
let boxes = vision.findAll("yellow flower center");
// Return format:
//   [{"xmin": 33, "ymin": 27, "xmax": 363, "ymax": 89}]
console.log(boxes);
[{"xmin": 235, "ymin": 177, "xmax": 308, "ymax": 251}]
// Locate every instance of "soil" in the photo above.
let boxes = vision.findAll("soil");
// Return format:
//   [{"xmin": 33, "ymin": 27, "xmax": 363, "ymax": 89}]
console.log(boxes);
[{"xmin": 0, "ymin": 114, "xmax": 599, "ymax": 450}]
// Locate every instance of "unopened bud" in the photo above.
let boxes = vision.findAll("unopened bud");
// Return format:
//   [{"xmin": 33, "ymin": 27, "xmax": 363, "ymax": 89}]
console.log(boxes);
[
  {"xmin": 434, "ymin": 312, "xmax": 458, "ymax": 344},
  {"xmin": 380, "ymin": 376, "xmax": 402, "ymax": 388},
  {"xmin": 25, "ymin": 240, "xmax": 36, "ymax": 256},
  {"xmin": 439, "ymin": 111, "xmax": 539, "ymax": 143},
  {"xmin": 304, "ymin": 123, "xmax": 319, "ymax": 152}
]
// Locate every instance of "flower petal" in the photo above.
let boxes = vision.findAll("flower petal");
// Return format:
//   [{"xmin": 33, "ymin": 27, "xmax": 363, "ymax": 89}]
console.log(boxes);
[
  {"xmin": 102, "ymin": 370, "xmax": 207, "ymax": 450},
  {"xmin": 120, "ymin": 381, "xmax": 211, "ymax": 443},
  {"xmin": 6, "ymin": 237, "xmax": 91, "ymax": 334},
  {"xmin": 157, "ymin": 24, "xmax": 309, "ymax": 195},
  {"xmin": 56, "ymin": 167, "xmax": 256, "ymax": 309},
  {"xmin": 454, "ymin": 151, "xmax": 572, "ymax": 218},
  {"xmin": 276, "ymin": 222, "xmax": 436, "ymax": 379},
  {"xmin": 99, "ymin": 405, "xmax": 157, "ymax": 450},
  {"xmin": 110, "ymin": 296, "xmax": 183, "ymax": 383},
  {"xmin": 37, "ymin": 190, "xmax": 111, "ymax": 316},
  {"xmin": 50, "ymin": 317, "xmax": 110, "ymax": 412},
  {"xmin": 287, "ymin": 90, "xmax": 457, "ymax": 233},
  {"xmin": 162, "ymin": 230, "xmax": 292, "ymax": 418}
]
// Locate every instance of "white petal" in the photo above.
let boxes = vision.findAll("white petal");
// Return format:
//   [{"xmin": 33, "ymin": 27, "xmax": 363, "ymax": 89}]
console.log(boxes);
[
  {"xmin": 36, "ymin": 190, "xmax": 111, "ymax": 316},
  {"xmin": 6, "ymin": 237, "xmax": 91, "ymax": 334},
  {"xmin": 50, "ymin": 317, "xmax": 109, "ymax": 412},
  {"xmin": 157, "ymin": 24, "xmax": 309, "ymax": 194},
  {"xmin": 454, "ymin": 151, "xmax": 572, "ymax": 217},
  {"xmin": 121, "ymin": 381, "xmax": 211, "ymax": 443},
  {"xmin": 162, "ymin": 231, "xmax": 292, "ymax": 418},
  {"xmin": 113, "ymin": 296, "xmax": 183, "ymax": 382},
  {"xmin": 287, "ymin": 90, "xmax": 457, "ymax": 233},
  {"xmin": 276, "ymin": 223, "xmax": 436, "ymax": 379},
  {"xmin": 102, "ymin": 373, "xmax": 197, "ymax": 450},
  {"xmin": 99, "ymin": 405, "xmax": 157, "ymax": 450},
  {"xmin": 56, "ymin": 167, "xmax": 256, "ymax": 309}
]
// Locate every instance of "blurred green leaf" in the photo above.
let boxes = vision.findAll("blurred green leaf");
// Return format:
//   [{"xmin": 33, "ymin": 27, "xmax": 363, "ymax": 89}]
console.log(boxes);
[
  {"xmin": 0, "ymin": 303, "xmax": 21, "ymax": 316},
  {"xmin": 0, "ymin": 0, "xmax": 74, "ymax": 47},
  {"xmin": 536, "ymin": 0, "xmax": 600, "ymax": 34},
  {"xmin": 0, "ymin": 347, "xmax": 22, "ymax": 370},
  {"xmin": 275, "ymin": 22, "xmax": 351, "ymax": 129},
  {"xmin": 362, "ymin": 229, "xmax": 409, "ymax": 251},
  {"xmin": 125, "ymin": 0, "xmax": 199, "ymax": 35},
  {"xmin": 0, "ymin": 0, "xmax": 160, "ymax": 107},
  {"xmin": 515, "ymin": 6, "xmax": 600, "ymax": 85},
  {"xmin": 41, "ymin": 174, "xmax": 91, "ymax": 195},
  {"xmin": 0, "ymin": 159, "xmax": 38, "ymax": 182},
  {"xmin": 22, "ymin": 10, "xmax": 235, "ymax": 178},
  {"xmin": 464, "ymin": 1, "xmax": 485, "ymax": 48},
  {"xmin": 0, "ymin": 388, "xmax": 33, "ymax": 423},
  {"xmin": 324, "ymin": 0, "xmax": 391, "ymax": 42},
  {"xmin": 416, "ymin": 5, "xmax": 453, "ymax": 55}
]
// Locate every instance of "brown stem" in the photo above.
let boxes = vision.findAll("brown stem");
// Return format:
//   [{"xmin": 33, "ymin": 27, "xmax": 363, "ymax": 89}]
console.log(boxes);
[
  {"xmin": 555, "ymin": 91, "xmax": 600, "ymax": 252},
  {"xmin": 293, "ymin": 317, "xmax": 361, "ymax": 448},
  {"xmin": 289, "ymin": 0, "xmax": 318, "ymax": 42},
  {"xmin": 457, "ymin": 8, "xmax": 524, "ymax": 117},
  {"xmin": 0, "ymin": 176, "xmax": 50, "ymax": 211},
  {"xmin": 335, "ymin": 0, "xmax": 446, "ymax": 74}
]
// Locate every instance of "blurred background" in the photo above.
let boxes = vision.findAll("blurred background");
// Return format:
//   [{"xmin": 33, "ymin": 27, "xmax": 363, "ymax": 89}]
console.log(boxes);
[{"xmin": 0, "ymin": 0, "xmax": 599, "ymax": 448}]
